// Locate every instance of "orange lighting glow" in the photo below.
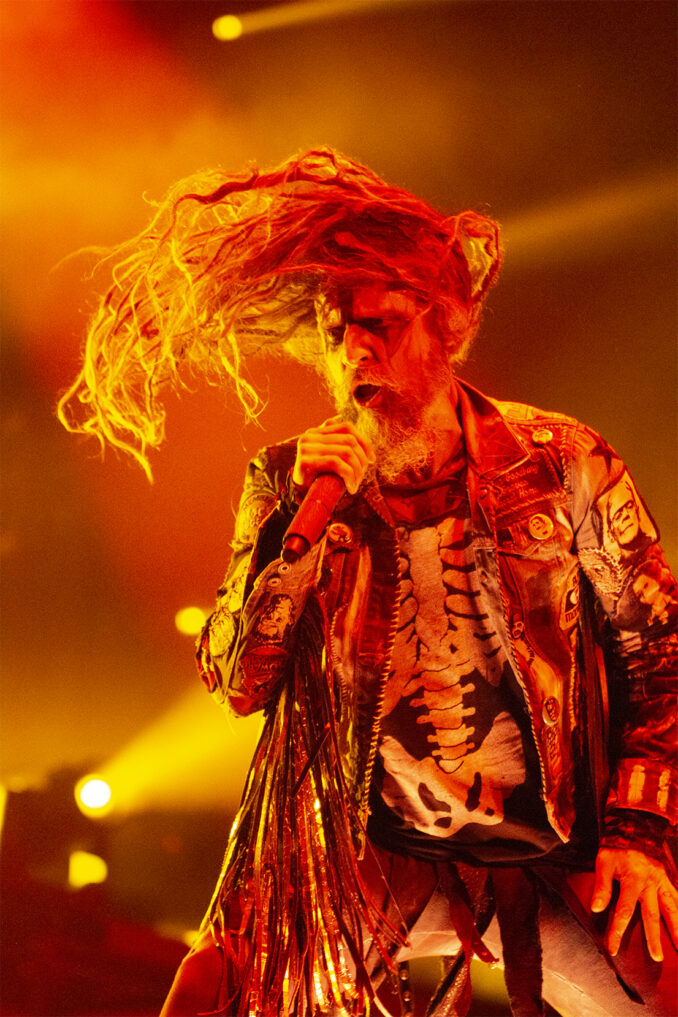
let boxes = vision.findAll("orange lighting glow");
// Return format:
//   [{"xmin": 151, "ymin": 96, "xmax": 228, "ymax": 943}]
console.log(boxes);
[{"xmin": 97, "ymin": 688, "xmax": 262, "ymax": 815}]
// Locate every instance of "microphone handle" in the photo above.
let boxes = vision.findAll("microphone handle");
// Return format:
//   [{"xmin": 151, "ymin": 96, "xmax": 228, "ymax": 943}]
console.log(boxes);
[{"xmin": 282, "ymin": 473, "xmax": 346, "ymax": 563}]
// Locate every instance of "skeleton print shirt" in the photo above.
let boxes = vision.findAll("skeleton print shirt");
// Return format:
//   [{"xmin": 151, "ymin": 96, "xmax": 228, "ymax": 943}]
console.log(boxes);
[{"xmin": 373, "ymin": 454, "xmax": 559, "ymax": 861}]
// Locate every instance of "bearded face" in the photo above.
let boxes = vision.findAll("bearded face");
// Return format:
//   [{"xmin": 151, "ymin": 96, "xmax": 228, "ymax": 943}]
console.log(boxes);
[
  {"xmin": 329, "ymin": 340, "xmax": 454, "ymax": 483},
  {"xmin": 319, "ymin": 283, "xmax": 455, "ymax": 483}
]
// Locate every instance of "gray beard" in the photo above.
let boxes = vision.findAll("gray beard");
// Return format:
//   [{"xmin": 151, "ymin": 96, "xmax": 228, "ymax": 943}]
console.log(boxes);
[
  {"xmin": 336, "ymin": 377, "xmax": 455, "ymax": 484},
  {"xmin": 354, "ymin": 409, "xmax": 442, "ymax": 483},
  {"xmin": 328, "ymin": 343, "xmax": 455, "ymax": 484}
]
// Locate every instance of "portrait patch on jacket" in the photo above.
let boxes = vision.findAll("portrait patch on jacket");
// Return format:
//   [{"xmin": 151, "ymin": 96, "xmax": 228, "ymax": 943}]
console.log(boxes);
[
  {"xmin": 234, "ymin": 487, "xmax": 277, "ymax": 548},
  {"xmin": 592, "ymin": 471, "xmax": 657, "ymax": 563},
  {"xmin": 253, "ymin": 593, "xmax": 296, "ymax": 645}
]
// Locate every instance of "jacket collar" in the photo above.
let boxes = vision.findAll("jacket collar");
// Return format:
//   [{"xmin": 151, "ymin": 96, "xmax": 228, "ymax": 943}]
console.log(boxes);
[
  {"xmin": 357, "ymin": 378, "xmax": 530, "ymax": 518},
  {"xmin": 454, "ymin": 378, "xmax": 530, "ymax": 476}
]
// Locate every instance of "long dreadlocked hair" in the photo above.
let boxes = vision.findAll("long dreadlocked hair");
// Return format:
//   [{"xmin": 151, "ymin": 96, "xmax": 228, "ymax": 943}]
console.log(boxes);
[{"xmin": 58, "ymin": 147, "xmax": 502, "ymax": 479}]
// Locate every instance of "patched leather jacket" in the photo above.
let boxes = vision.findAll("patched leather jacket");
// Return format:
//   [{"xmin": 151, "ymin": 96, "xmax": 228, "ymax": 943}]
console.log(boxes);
[{"xmin": 198, "ymin": 380, "xmax": 678, "ymax": 850}]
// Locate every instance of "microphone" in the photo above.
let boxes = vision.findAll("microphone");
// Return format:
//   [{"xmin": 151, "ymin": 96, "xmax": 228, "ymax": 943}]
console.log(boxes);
[{"xmin": 282, "ymin": 473, "xmax": 346, "ymax": 563}]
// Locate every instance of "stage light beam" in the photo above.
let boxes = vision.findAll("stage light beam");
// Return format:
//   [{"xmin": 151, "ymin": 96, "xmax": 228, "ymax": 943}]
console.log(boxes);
[
  {"xmin": 97, "ymin": 688, "xmax": 263, "ymax": 816},
  {"xmin": 503, "ymin": 167, "xmax": 675, "ymax": 263},
  {"xmin": 212, "ymin": 0, "xmax": 429, "ymax": 41}
]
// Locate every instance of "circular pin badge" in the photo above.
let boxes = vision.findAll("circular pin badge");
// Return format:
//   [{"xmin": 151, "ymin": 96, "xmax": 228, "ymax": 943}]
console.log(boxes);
[
  {"xmin": 327, "ymin": 522, "xmax": 353, "ymax": 545},
  {"xmin": 528, "ymin": 513, "xmax": 555, "ymax": 540},
  {"xmin": 532, "ymin": 428, "xmax": 554, "ymax": 445},
  {"xmin": 542, "ymin": 696, "xmax": 560, "ymax": 725}
]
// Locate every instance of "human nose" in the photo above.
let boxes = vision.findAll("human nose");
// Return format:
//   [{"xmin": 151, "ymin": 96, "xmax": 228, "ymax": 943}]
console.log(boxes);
[{"xmin": 342, "ymin": 324, "xmax": 377, "ymax": 367}]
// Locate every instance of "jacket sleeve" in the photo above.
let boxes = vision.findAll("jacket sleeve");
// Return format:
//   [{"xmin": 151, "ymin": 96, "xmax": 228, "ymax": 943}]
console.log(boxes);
[
  {"xmin": 196, "ymin": 449, "xmax": 324, "ymax": 716},
  {"xmin": 569, "ymin": 423, "xmax": 678, "ymax": 836}
]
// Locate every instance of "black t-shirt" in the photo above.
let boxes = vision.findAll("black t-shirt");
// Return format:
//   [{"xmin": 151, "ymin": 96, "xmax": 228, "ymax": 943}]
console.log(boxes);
[{"xmin": 371, "ymin": 458, "xmax": 559, "ymax": 863}]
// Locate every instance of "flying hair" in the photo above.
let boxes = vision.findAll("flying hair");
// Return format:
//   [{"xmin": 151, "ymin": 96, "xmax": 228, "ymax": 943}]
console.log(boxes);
[{"xmin": 57, "ymin": 146, "xmax": 502, "ymax": 479}]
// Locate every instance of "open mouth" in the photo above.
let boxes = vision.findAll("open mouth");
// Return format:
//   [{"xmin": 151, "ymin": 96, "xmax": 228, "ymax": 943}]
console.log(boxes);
[{"xmin": 353, "ymin": 383, "xmax": 382, "ymax": 406}]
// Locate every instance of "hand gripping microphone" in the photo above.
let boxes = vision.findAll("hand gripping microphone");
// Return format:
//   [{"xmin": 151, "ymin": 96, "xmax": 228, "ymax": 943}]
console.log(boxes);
[{"xmin": 282, "ymin": 473, "xmax": 346, "ymax": 563}]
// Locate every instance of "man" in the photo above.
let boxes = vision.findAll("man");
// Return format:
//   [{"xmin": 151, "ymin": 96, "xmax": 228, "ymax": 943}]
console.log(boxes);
[{"xmin": 58, "ymin": 149, "xmax": 677, "ymax": 1016}]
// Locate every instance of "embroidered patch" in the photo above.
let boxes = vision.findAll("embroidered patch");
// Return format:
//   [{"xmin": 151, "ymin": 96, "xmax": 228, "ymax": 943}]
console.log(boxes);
[
  {"xmin": 613, "ymin": 553, "xmax": 678, "ymax": 629},
  {"xmin": 240, "ymin": 645, "xmax": 289, "ymax": 688},
  {"xmin": 253, "ymin": 593, "xmax": 295, "ymax": 644},
  {"xmin": 206, "ymin": 603, "xmax": 237, "ymax": 658},
  {"xmin": 494, "ymin": 455, "xmax": 562, "ymax": 518},
  {"xmin": 235, "ymin": 489, "xmax": 276, "ymax": 547},
  {"xmin": 592, "ymin": 470, "xmax": 657, "ymax": 561},
  {"xmin": 584, "ymin": 429, "xmax": 618, "ymax": 474},
  {"xmin": 561, "ymin": 568, "xmax": 580, "ymax": 629},
  {"xmin": 578, "ymin": 548, "xmax": 624, "ymax": 599}
]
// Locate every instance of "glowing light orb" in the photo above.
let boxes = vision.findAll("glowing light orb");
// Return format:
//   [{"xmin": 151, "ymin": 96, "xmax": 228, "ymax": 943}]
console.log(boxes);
[
  {"xmin": 175, "ymin": 606, "xmax": 207, "ymax": 636},
  {"xmin": 212, "ymin": 15, "xmax": 243, "ymax": 41},
  {"xmin": 68, "ymin": 850, "xmax": 108, "ymax": 889},
  {"xmin": 75, "ymin": 775, "xmax": 112, "ymax": 816}
]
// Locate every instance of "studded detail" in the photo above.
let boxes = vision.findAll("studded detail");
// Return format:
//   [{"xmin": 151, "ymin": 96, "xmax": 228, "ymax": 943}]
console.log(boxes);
[{"xmin": 532, "ymin": 427, "xmax": 554, "ymax": 445}]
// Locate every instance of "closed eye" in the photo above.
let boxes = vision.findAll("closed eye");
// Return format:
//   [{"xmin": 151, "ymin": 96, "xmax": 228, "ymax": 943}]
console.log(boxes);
[
  {"xmin": 356, "ymin": 317, "xmax": 389, "ymax": 337},
  {"xmin": 324, "ymin": 315, "xmax": 409, "ymax": 349},
  {"xmin": 357, "ymin": 316, "xmax": 409, "ymax": 345},
  {"xmin": 325, "ymin": 325, "xmax": 345, "ymax": 348}
]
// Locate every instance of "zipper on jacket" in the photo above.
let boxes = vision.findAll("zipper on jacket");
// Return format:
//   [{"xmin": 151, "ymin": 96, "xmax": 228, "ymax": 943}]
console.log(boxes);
[{"xmin": 358, "ymin": 498, "xmax": 402, "ymax": 829}]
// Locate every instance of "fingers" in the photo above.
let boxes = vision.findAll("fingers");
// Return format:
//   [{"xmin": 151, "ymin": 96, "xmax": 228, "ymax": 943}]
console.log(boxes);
[
  {"xmin": 658, "ymin": 879, "xmax": 678, "ymax": 952},
  {"xmin": 591, "ymin": 849, "xmax": 630, "ymax": 956},
  {"xmin": 591, "ymin": 852, "xmax": 614, "ymax": 915},
  {"xmin": 592, "ymin": 847, "xmax": 678, "ymax": 963},
  {"xmin": 640, "ymin": 890, "xmax": 663, "ymax": 962},
  {"xmin": 293, "ymin": 418, "xmax": 375, "ymax": 495},
  {"xmin": 626, "ymin": 873, "xmax": 678, "ymax": 962},
  {"xmin": 606, "ymin": 882, "xmax": 641, "ymax": 957},
  {"xmin": 638, "ymin": 871, "xmax": 678, "ymax": 962}
]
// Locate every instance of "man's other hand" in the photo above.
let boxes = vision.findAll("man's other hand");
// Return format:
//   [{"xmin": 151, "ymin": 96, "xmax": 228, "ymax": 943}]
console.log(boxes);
[
  {"xmin": 591, "ymin": 846, "xmax": 678, "ymax": 962},
  {"xmin": 293, "ymin": 417, "xmax": 375, "ymax": 495}
]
